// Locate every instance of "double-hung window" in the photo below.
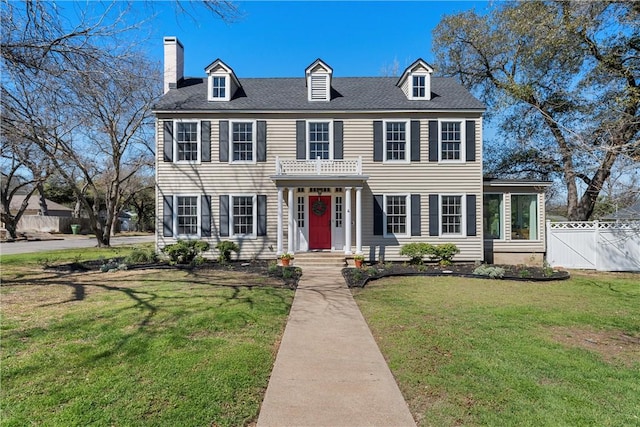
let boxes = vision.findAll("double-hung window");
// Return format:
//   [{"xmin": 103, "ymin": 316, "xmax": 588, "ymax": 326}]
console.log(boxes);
[
  {"xmin": 385, "ymin": 195, "xmax": 408, "ymax": 236},
  {"xmin": 308, "ymin": 122, "xmax": 331, "ymax": 160},
  {"xmin": 440, "ymin": 121, "xmax": 463, "ymax": 161},
  {"xmin": 511, "ymin": 195, "xmax": 538, "ymax": 240},
  {"xmin": 231, "ymin": 195, "xmax": 256, "ymax": 237},
  {"xmin": 175, "ymin": 121, "xmax": 199, "ymax": 162},
  {"xmin": 441, "ymin": 195, "xmax": 463, "ymax": 236},
  {"xmin": 231, "ymin": 121, "xmax": 255, "ymax": 162},
  {"xmin": 176, "ymin": 195, "xmax": 199, "ymax": 236},
  {"xmin": 212, "ymin": 76, "xmax": 226, "ymax": 99},
  {"xmin": 385, "ymin": 121, "xmax": 408, "ymax": 162},
  {"xmin": 412, "ymin": 75, "xmax": 426, "ymax": 98}
]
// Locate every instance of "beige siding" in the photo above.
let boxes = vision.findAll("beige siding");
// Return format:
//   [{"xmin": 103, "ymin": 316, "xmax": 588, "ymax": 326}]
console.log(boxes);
[{"xmin": 156, "ymin": 113, "xmax": 484, "ymax": 261}]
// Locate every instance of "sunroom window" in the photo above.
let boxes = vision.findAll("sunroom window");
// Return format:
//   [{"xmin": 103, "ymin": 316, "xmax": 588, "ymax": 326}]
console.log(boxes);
[
  {"xmin": 483, "ymin": 194, "xmax": 503, "ymax": 239},
  {"xmin": 511, "ymin": 195, "xmax": 538, "ymax": 240}
]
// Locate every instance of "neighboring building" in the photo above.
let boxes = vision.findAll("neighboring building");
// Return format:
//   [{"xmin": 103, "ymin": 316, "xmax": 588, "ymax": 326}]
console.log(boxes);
[
  {"xmin": 10, "ymin": 195, "xmax": 73, "ymax": 217},
  {"xmin": 154, "ymin": 37, "xmax": 549, "ymax": 264}
]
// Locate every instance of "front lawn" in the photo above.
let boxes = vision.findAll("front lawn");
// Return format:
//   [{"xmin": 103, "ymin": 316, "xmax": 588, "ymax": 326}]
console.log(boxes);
[
  {"xmin": 1, "ymin": 250, "xmax": 294, "ymax": 427},
  {"xmin": 353, "ymin": 272, "xmax": 640, "ymax": 426}
]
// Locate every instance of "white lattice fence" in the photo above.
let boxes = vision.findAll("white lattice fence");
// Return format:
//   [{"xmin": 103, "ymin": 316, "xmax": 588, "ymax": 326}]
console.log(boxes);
[{"xmin": 547, "ymin": 221, "xmax": 640, "ymax": 272}]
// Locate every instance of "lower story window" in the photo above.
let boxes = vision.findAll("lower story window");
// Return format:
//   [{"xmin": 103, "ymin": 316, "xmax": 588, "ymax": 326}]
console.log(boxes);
[
  {"xmin": 386, "ymin": 195, "xmax": 407, "ymax": 235},
  {"xmin": 441, "ymin": 195, "xmax": 462, "ymax": 235},
  {"xmin": 511, "ymin": 195, "xmax": 538, "ymax": 240},
  {"xmin": 483, "ymin": 194, "xmax": 503, "ymax": 239},
  {"xmin": 232, "ymin": 195, "xmax": 255, "ymax": 236},
  {"xmin": 177, "ymin": 196, "xmax": 199, "ymax": 235}
]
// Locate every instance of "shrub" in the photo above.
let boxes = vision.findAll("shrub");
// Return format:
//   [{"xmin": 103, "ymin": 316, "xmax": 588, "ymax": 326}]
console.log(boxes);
[
  {"xmin": 435, "ymin": 243, "xmax": 460, "ymax": 266},
  {"xmin": 399, "ymin": 243, "xmax": 435, "ymax": 265},
  {"xmin": 473, "ymin": 265, "xmax": 505, "ymax": 279},
  {"xmin": 163, "ymin": 240, "xmax": 210, "ymax": 265},
  {"xmin": 215, "ymin": 240, "xmax": 239, "ymax": 264},
  {"xmin": 124, "ymin": 247, "xmax": 158, "ymax": 265}
]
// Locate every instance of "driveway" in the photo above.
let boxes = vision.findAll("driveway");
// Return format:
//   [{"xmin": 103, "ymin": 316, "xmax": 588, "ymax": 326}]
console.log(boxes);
[{"xmin": 0, "ymin": 234, "xmax": 155, "ymax": 255}]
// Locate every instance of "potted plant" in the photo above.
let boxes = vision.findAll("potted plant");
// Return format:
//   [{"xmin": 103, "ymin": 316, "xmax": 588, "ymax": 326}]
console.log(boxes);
[
  {"xmin": 280, "ymin": 252, "xmax": 294, "ymax": 266},
  {"xmin": 353, "ymin": 254, "xmax": 365, "ymax": 268}
]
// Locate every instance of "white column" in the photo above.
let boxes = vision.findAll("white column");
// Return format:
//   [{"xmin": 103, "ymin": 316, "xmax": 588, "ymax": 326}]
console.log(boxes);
[
  {"xmin": 287, "ymin": 187, "xmax": 295, "ymax": 253},
  {"xmin": 277, "ymin": 187, "xmax": 283, "ymax": 255},
  {"xmin": 356, "ymin": 186, "xmax": 363, "ymax": 254},
  {"xmin": 344, "ymin": 187, "xmax": 352, "ymax": 255}
]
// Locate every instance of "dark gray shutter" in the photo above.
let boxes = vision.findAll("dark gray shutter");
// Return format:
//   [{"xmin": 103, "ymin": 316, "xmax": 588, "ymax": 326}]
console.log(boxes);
[
  {"xmin": 257, "ymin": 121, "xmax": 267, "ymax": 162},
  {"xmin": 257, "ymin": 195, "xmax": 267, "ymax": 236},
  {"xmin": 219, "ymin": 120, "xmax": 229, "ymax": 162},
  {"xmin": 163, "ymin": 121, "xmax": 173, "ymax": 162},
  {"xmin": 296, "ymin": 120, "xmax": 306, "ymax": 160},
  {"xmin": 429, "ymin": 194, "xmax": 439, "ymax": 236},
  {"xmin": 428, "ymin": 120, "xmax": 438, "ymax": 162},
  {"xmin": 201, "ymin": 121, "xmax": 211, "ymax": 162},
  {"xmin": 466, "ymin": 194, "xmax": 477, "ymax": 236},
  {"xmin": 373, "ymin": 194, "xmax": 384, "ymax": 236},
  {"xmin": 333, "ymin": 120, "xmax": 343, "ymax": 160},
  {"xmin": 163, "ymin": 195, "xmax": 173, "ymax": 237},
  {"xmin": 466, "ymin": 120, "xmax": 476, "ymax": 162},
  {"xmin": 201, "ymin": 195, "xmax": 211, "ymax": 237},
  {"xmin": 410, "ymin": 120, "xmax": 420, "ymax": 162},
  {"xmin": 373, "ymin": 121, "xmax": 383, "ymax": 162},
  {"xmin": 219, "ymin": 195, "xmax": 229, "ymax": 237},
  {"xmin": 411, "ymin": 194, "xmax": 421, "ymax": 236}
]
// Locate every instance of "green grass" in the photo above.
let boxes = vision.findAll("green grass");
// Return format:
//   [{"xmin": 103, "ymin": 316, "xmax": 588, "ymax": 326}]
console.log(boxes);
[
  {"xmin": 0, "ymin": 244, "xmax": 152, "ymax": 267},
  {"xmin": 1, "ymin": 249, "xmax": 293, "ymax": 426},
  {"xmin": 353, "ymin": 272, "xmax": 640, "ymax": 426}
]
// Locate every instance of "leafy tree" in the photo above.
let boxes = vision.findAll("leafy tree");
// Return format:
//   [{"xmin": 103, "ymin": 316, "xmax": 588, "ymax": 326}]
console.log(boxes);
[{"xmin": 433, "ymin": 1, "xmax": 640, "ymax": 220}]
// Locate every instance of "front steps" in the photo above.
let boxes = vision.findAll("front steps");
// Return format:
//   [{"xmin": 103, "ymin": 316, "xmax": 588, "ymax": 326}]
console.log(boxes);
[{"xmin": 288, "ymin": 252, "xmax": 347, "ymax": 268}]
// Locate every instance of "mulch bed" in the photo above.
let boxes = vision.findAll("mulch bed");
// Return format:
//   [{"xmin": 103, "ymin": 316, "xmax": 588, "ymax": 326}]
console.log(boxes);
[{"xmin": 343, "ymin": 262, "xmax": 570, "ymax": 288}]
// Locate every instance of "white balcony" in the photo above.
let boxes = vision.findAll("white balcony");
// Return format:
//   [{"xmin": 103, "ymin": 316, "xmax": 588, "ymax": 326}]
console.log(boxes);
[{"xmin": 275, "ymin": 156, "xmax": 363, "ymax": 176}]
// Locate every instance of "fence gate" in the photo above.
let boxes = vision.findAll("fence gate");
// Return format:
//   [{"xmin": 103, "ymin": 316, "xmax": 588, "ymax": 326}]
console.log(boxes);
[{"xmin": 547, "ymin": 221, "xmax": 640, "ymax": 272}]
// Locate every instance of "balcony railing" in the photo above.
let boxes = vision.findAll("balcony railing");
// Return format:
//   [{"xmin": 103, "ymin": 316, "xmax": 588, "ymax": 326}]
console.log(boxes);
[{"xmin": 275, "ymin": 156, "xmax": 363, "ymax": 176}]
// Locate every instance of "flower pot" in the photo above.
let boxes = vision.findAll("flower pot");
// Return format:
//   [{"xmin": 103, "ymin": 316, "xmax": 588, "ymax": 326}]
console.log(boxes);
[
  {"xmin": 281, "ymin": 258, "xmax": 291, "ymax": 267},
  {"xmin": 354, "ymin": 259, "xmax": 363, "ymax": 268}
]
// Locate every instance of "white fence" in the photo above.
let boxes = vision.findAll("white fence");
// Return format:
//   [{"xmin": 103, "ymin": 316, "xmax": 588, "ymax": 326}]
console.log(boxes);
[{"xmin": 546, "ymin": 221, "xmax": 640, "ymax": 272}]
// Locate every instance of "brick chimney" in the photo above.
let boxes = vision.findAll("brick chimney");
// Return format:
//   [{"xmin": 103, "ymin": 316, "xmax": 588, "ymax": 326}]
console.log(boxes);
[{"xmin": 163, "ymin": 37, "xmax": 184, "ymax": 94}]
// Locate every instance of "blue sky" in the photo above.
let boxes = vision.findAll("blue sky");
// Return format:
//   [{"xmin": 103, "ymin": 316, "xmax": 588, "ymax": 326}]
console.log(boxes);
[{"xmin": 137, "ymin": 1, "xmax": 488, "ymax": 78}]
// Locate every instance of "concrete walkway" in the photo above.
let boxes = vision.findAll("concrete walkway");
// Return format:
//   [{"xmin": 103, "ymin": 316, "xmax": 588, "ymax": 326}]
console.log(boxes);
[{"xmin": 257, "ymin": 267, "xmax": 416, "ymax": 427}]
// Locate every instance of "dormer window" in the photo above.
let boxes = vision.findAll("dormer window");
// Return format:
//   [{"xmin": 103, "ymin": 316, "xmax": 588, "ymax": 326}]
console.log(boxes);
[
  {"xmin": 305, "ymin": 59, "xmax": 333, "ymax": 102},
  {"xmin": 205, "ymin": 59, "xmax": 240, "ymax": 102},
  {"xmin": 397, "ymin": 59, "xmax": 434, "ymax": 100}
]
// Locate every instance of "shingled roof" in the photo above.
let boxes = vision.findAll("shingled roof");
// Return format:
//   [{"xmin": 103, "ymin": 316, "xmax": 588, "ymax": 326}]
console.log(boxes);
[{"xmin": 154, "ymin": 76, "xmax": 485, "ymax": 112}]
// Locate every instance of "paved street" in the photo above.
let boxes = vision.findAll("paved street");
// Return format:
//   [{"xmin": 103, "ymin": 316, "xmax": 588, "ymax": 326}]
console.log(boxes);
[{"xmin": 0, "ymin": 234, "xmax": 155, "ymax": 255}]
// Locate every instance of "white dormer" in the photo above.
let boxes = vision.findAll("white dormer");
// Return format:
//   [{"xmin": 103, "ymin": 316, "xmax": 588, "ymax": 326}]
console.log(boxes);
[
  {"xmin": 204, "ymin": 59, "xmax": 241, "ymax": 102},
  {"xmin": 397, "ymin": 59, "xmax": 434, "ymax": 100},
  {"xmin": 305, "ymin": 59, "xmax": 333, "ymax": 102}
]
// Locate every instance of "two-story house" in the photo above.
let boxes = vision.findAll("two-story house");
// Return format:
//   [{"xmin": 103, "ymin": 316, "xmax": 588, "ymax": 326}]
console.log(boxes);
[{"xmin": 154, "ymin": 37, "xmax": 549, "ymax": 265}]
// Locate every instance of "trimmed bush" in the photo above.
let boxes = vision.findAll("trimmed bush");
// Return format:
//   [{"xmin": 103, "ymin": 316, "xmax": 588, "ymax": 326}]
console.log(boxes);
[
  {"xmin": 435, "ymin": 243, "xmax": 460, "ymax": 266},
  {"xmin": 163, "ymin": 240, "xmax": 210, "ymax": 265},
  {"xmin": 399, "ymin": 243, "xmax": 436, "ymax": 265},
  {"xmin": 215, "ymin": 240, "xmax": 239, "ymax": 264},
  {"xmin": 124, "ymin": 247, "xmax": 158, "ymax": 265}
]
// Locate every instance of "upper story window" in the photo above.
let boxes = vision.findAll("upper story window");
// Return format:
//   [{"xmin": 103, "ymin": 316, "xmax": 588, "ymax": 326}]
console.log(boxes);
[
  {"xmin": 440, "ymin": 120, "xmax": 463, "ymax": 161},
  {"xmin": 308, "ymin": 121, "xmax": 331, "ymax": 159},
  {"xmin": 441, "ymin": 195, "xmax": 464, "ymax": 236},
  {"xmin": 412, "ymin": 75, "xmax": 426, "ymax": 98},
  {"xmin": 212, "ymin": 76, "xmax": 226, "ymax": 99},
  {"xmin": 175, "ymin": 121, "xmax": 199, "ymax": 162},
  {"xmin": 231, "ymin": 121, "xmax": 255, "ymax": 162},
  {"xmin": 385, "ymin": 121, "xmax": 408, "ymax": 162}
]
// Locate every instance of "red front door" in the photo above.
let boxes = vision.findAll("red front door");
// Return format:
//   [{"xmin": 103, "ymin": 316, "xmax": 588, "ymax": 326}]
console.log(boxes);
[{"xmin": 309, "ymin": 196, "xmax": 332, "ymax": 250}]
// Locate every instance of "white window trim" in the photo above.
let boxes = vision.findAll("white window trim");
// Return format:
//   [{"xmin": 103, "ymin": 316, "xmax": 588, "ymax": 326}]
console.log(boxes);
[
  {"xmin": 438, "ymin": 119, "xmax": 466, "ymax": 163},
  {"xmin": 383, "ymin": 194, "xmax": 411, "ymax": 238},
  {"xmin": 383, "ymin": 119, "xmax": 411, "ymax": 164},
  {"xmin": 229, "ymin": 194, "xmax": 258, "ymax": 239},
  {"xmin": 409, "ymin": 73, "xmax": 429, "ymax": 100},
  {"xmin": 439, "ymin": 194, "xmax": 466, "ymax": 238},
  {"xmin": 207, "ymin": 73, "xmax": 230, "ymax": 101},
  {"xmin": 510, "ymin": 193, "xmax": 541, "ymax": 241},
  {"xmin": 484, "ymin": 192, "xmax": 505, "ymax": 241},
  {"xmin": 173, "ymin": 120, "xmax": 201, "ymax": 164},
  {"xmin": 229, "ymin": 120, "xmax": 257, "ymax": 164},
  {"xmin": 306, "ymin": 120, "xmax": 334, "ymax": 160},
  {"xmin": 173, "ymin": 194, "xmax": 201, "ymax": 239}
]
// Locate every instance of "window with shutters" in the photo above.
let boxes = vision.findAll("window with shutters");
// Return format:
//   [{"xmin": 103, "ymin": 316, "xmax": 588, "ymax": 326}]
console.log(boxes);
[
  {"xmin": 308, "ymin": 121, "xmax": 332, "ymax": 160},
  {"xmin": 175, "ymin": 195, "xmax": 199, "ymax": 236},
  {"xmin": 384, "ymin": 121, "xmax": 409, "ymax": 162},
  {"xmin": 384, "ymin": 194, "xmax": 409, "ymax": 237},
  {"xmin": 231, "ymin": 195, "xmax": 256, "ymax": 237},
  {"xmin": 230, "ymin": 121, "xmax": 255, "ymax": 163},
  {"xmin": 175, "ymin": 121, "xmax": 200, "ymax": 162},
  {"xmin": 439, "ymin": 120, "xmax": 464, "ymax": 162},
  {"xmin": 441, "ymin": 195, "xmax": 464, "ymax": 236},
  {"xmin": 309, "ymin": 74, "xmax": 329, "ymax": 101}
]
